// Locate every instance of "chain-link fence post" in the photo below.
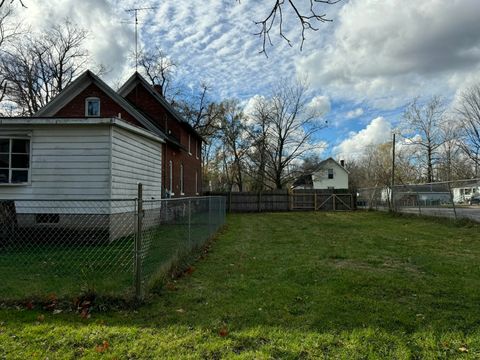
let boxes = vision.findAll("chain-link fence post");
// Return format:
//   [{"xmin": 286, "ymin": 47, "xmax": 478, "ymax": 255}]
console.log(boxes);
[
  {"xmin": 188, "ymin": 198, "xmax": 192, "ymax": 245},
  {"xmin": 135, "ymin": 183, "xmax": 143, "ymax": 301}
]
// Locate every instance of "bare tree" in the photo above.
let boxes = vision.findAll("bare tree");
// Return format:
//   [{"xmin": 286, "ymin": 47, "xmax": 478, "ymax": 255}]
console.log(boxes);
[
  {"xmin": 0, "ymin": 5, "xmax": 20, "ymax": 106},
  {"xmin": 254, "ymin": 79, "xmax": 326, "ymax": 189},
  {"xmin": 402, "ymin": 96, "xmax": 447, "ymax": 183},
  {"xmin": 0, "ymin": 19, "xmax": 89, "ymax": 115},
  {"xmin": 138, "ymin": 46, "xmax": 176, "ymax": 99},
  {"xmin": 252, "ymin": 0, "xmax": 340, "ymax": 55},
  {"xmin": 175, "ymin": 83, "xmax": 223, "ymax": 138},
  {"xmin": 0, "ymin": 0, "xmax": 26, "ymax": 8},
  {"xmin": 456, "ymin": 84, "xmax": 480, "ymax": 177},
  {"xmin": 218, "ymin": 100, "xmax": 249, "ymax": 191},
  {"xmin": 245, "ymin": 96, "xmax": 272, "ymax": 190}
]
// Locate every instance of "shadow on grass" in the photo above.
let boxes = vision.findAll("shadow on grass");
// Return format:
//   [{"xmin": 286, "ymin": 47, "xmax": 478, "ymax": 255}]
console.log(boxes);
[{"xmin": 2, "ymin": 212, "xmax": 480, "ymax": 358}]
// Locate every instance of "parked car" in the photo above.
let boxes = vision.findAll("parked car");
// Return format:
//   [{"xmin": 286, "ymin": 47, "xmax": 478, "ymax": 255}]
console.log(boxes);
[{"xmin": 469, "ymin": 195, "xmax": 480, "ymax": 205}]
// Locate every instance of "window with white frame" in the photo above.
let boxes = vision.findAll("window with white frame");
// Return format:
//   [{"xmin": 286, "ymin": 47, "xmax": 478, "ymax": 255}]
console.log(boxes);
[
  {"xmin": 168, "ymin": 160, "xmax": 173, "ymax": 195},
  {"xmin": 195, "ymin": 139, "xmax": 199, "ymax": 159},
  {"xmin": 0, "ymin": 138, "xmax": 30, "ymax": 184},
  {"xmin": 85, "ymin": 97, "xmax": 100, "ymax": 117},
  {"xmin": 195, "ymin": 170, "xmax": 198, "ymax": 194},
  {"xmin": 180, "ymin": 163, "xmax": 184, "ymax": 195},
  {"xmin": 188, "ymin": 135, "xmax": 191, "ymax": 155}
]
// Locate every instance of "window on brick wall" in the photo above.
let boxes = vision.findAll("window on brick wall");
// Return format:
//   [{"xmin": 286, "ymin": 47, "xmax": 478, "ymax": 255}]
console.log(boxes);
[
  {"xmin": 195, "ymin": 170, "xmax": 199, "ymax": 195},
  {"xmin": 85, "ymin": 97, "xmax": 100, "ymax": 117},
  {"xmin": 188, "ymin": 135, "xmax": 191, "ymax": 155},
  {"xmin": 168, "ymin": 160, "xmax": 174, "ymax": 195},
  {"xmin": 180, "ymin": 163, "xmax": 184, "ymax": 195}
]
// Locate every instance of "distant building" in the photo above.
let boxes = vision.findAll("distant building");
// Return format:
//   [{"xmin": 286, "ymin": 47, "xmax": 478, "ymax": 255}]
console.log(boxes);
[{"xmin": 292, "ymin": 157, "xmax": 349, "ymax": 190}]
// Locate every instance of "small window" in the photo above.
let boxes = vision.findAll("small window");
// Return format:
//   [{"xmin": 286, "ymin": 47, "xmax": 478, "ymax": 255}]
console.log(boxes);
[
  {"xmin": 0, "ymin": 138, "xmax": 30, "ymax": 184},
  {"xmin": 35, "ymin": 213, "xmax": 60, "ymax": 224},
  {"xmin": 195, "ymin": 170, "xmax": 199, "ymax": 195},
  {"xmin": 85, "ymin": 97, "xmax": 100, "ymax": 117},
  {"xmin": 180, "ymin": 163, "xmax": 184, "ymax": 195},
  {"xmin": 188, "ymin": 135, "xmax": 191, "ymax": 155},
  {"xmin": 196, "ymin": 139, "xmax": 200, "ymax": 159},
  {"xmin": 328, "ymin": 169, "xmax": 334, "ymax": 179},
  {"xmin": 168, "ymin": 160, "xmax": 173, "ymax": 194}
]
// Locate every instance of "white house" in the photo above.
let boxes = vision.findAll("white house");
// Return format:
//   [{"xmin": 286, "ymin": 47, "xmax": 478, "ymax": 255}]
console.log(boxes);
[
  {"xmin": 292, "ymin": 157, "xmax": 349, "ymax": 190},
  {"xmin": 452, "ymin": 181, "xmax": 480, "ymax": 204},
  {"xmin": 0, "ymin": 117, "xmax": 163, "ymax": 237}
]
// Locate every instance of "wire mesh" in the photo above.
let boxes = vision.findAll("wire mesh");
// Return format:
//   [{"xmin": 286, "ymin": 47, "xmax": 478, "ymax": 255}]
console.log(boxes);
[
  {"xmin": 357, "ymin": 178, "xmax": 480, "ymax": 223},
  {"xmin": 0, "ymin": 196, "xmax": 226, "ymax": 301}
]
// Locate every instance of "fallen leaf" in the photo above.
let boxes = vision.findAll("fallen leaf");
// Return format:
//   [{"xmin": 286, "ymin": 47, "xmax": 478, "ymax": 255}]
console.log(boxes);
[
  {"xmin": 219, "ymin": 326, "xmax": 229, "ymax": 337},
  {"xmin": 176, "ymin": 308, "xmax": 185, "ymax": 313},
  {"xmin": 95, "ymin": 340, "xmax": 110, "ymax": 353},
  {"xmin": 36, "ymin": 314, "xmax": 45, "ymax": 322},
  {"xmin": 459, "ymin": 346, "xmax": 468, "ymax": 353},
  {"xmin": 53, "ymin": 309, "xmax": 63, "ymax": 315}
]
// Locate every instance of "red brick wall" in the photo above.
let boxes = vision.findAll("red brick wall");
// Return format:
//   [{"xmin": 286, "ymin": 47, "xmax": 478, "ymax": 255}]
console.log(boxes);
[
  {"xmin": 125, "ymin": 83, "xmax": 202, "ymax": 197},
  {"xmin": 54, "ymin": 84, "xmax": 142, "ymax": 127}
]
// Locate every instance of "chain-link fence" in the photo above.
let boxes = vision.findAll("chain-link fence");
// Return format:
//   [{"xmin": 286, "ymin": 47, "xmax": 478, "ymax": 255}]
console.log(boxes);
[
  {"xmin": 357, "ymin": 178, "xmax": 480, "ymax": 223},
  {"xmin": 0, "ymin": 193, "xmax": 226, "ymax": 302}
]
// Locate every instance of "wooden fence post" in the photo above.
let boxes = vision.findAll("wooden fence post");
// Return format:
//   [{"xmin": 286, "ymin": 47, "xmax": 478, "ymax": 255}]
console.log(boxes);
[
  {"xmin": 258, "ymin": 191, "xmax": 262, "ymax": 212},
  {"xmin": 228, "ymin": 191, "xmax": 232, "ymax": 213},
  {"xmin": 314, "ymin": 191, "xmax": 317, "ymax": 211},
  {"xmin": 332, "ymin": 194, "xmax": 336, "ymax": 211}
]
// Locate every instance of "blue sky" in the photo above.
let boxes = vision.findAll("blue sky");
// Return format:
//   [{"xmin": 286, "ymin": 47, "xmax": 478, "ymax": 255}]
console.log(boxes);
[{"xmin": 14, "ymin": 0, "xmax": 480, "ymax": 159}]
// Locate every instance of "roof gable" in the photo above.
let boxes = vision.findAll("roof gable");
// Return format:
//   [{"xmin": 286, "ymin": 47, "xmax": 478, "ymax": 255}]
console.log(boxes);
[
  {"xmin": 34, "ymin": 70, "xmax": 164, "ymax": 137},
  {"xmin": 118, "ymin": 72, "xmax": 203, "ymax": 141},
  {"xmin": 313, "ymin": 157, "xmax": 350, "ymax": 175}
]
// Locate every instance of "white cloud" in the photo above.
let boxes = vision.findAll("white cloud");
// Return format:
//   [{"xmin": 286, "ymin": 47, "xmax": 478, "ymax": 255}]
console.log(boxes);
[
  {"xmin": 296, "ymin": 0, "xmax": 480, "ymax": 108},
  {"xmin": 346, "ymin": 108, "xmax": 364, "ymax": 119},
  {"xmin": 12, "ymin": 0, "xmax": 134, "ymax": 84},
  {"xmin": 333, "ymin": 117, "xmax": 392, "ymax": 159},
  {"xmin": 308, "ymin": 95, "xmax": 331, "ymax": 115}
]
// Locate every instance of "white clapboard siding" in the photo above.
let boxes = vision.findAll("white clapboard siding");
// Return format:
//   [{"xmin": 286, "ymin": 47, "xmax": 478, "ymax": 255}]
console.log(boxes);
[
  {"xmin": 111, "ymin": 126, "xmax": 162, "ymax": 200},
  {"xmin": 0, "ymin": 125, "xmax": 111, "ymax": 200}
]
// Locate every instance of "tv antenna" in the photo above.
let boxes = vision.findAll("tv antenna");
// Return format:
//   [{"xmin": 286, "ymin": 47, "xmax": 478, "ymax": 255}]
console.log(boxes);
[{"xmin": 124, "ymin": 6, "xmax": 158, "ymax": 71}]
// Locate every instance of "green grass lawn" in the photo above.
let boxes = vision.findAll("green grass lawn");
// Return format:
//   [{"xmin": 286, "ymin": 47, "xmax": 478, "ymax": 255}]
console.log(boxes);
[{"xmin": 1, "ymin": 211, "xmax": 480, "ymax": 359}]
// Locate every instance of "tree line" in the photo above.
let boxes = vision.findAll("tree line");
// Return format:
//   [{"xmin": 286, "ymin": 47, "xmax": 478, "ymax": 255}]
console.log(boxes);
[
  {"xmin": 348, "ymin": 91, "xmax": 480, "ymax": 190},
  {"xmin": 1, "ymin": 5, "xmax": 479, "ymax": 192}
]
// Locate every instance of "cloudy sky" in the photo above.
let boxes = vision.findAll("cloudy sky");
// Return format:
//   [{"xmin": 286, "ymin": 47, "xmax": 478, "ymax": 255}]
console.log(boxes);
[{"xmin": 12, "ymin": 0, "xmax": 480, "ymax": 159}]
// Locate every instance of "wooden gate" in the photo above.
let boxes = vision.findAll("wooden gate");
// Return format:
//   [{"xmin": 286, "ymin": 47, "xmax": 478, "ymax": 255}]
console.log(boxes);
[{"xmin": 291, "ymin": 192, "xmax": 353, "ymax": 211}]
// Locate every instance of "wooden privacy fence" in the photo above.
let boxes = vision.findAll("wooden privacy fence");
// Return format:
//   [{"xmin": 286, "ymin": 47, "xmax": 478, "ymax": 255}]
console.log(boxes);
[{"xmin": 206, "ymin": 190, "xmax": 354, "ymax": 213}]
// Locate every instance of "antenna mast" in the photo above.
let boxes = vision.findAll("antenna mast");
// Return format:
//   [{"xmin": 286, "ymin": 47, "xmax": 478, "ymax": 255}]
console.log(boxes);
[{"xmin": 125, "ymin": 6, "xmax": 157, "ymax": 72}]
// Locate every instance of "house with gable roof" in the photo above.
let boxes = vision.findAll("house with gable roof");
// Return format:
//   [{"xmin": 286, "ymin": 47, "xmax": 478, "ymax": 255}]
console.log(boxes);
[{"xmin": 0, "ymin": 69, "xmax": 202, "ymax": 232}]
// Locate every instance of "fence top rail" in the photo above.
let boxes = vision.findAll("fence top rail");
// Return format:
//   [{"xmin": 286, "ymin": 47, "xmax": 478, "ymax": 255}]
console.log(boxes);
[
  {"xmin": 0, "ymin": 196, "xmax": 226, "ymax": 203},
  {"xmin": 142, "ymin": 196, "xmax": 226, "ymax": 203},
  {"xmin": 0, "ymin": 198, "xmax": 137, "ymax": 202}
]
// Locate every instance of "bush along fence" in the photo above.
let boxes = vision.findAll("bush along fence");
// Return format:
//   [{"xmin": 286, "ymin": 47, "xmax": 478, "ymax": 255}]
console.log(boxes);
[
  {"xmin": 206, "ymin": 189, "xmax": 354, "ymax": 213},
  {"xmin": 357, "ymin": 178, "xmax": 480, "ymax": 223},
  {"xmin": 0, "ymin": 184, "xmax": 226, "ymax": 302}
]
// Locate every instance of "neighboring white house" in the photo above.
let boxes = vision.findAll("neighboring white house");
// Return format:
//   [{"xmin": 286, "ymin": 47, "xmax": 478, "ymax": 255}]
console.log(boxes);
[
  {"xmin": 0, "ymin": 117, "xmax": 164, "ymax": 236},
  {"xmin": 292, "ymin": 157, "xmax": 349, "ymax": 190},
  {"xmin": 452, "ymin": 181, "xmax": 480, "ymax": 204}
]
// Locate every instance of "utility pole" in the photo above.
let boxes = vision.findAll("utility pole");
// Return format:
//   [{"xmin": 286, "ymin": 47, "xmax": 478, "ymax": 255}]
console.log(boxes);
[
  {"xmin": 125, "ymin": 6, "xmax": 157, "ymax": 72},
  {"xmin": 391, "ymin": 132, "xmax": 396, "ymax": 212}
]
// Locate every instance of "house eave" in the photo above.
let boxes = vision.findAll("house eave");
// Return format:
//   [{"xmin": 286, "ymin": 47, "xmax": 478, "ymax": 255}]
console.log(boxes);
[{"xmin": 0, "ymin": 117, "xmax": 165, "ymax": 144}]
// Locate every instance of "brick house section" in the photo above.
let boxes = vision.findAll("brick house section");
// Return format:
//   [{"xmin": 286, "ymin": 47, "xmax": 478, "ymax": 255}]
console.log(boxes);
[{"xmin": 123, "ymin": 81, "xmax": 202, "ymax": 197}]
